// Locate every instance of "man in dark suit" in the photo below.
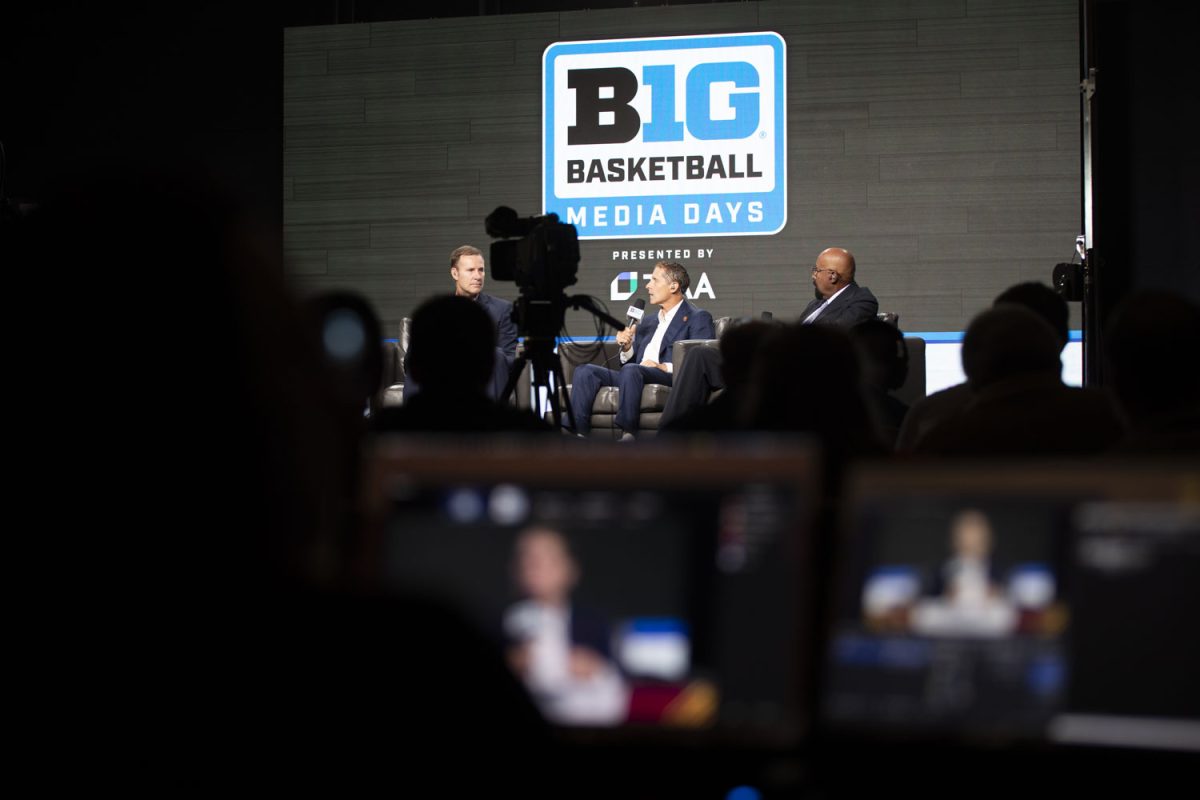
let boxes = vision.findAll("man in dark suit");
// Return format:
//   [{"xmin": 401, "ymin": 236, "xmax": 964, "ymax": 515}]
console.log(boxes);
[
  {"xmin": 570, "ymin": 261, "xmax": 715, "ymax": 439},
  {"xmin": 661, "ymin": 247, "xmax": 878, "ymax": 428},
  {"xmin": 403, "ymin": 245, "xmax": 518, "ymax": 401},
  {"xmin": 799, "ymin": 246, "xmax": 879, "ymax": 326}
]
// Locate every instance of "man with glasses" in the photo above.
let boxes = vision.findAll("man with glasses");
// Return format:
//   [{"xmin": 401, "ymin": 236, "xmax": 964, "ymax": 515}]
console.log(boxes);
[
  {"xmin": 800, "ymin": 247, "xmax": 879, "ymax": 326},
  {"xmin": 660, "ymin": 247, "xmax": 878, "ymax": 430}
]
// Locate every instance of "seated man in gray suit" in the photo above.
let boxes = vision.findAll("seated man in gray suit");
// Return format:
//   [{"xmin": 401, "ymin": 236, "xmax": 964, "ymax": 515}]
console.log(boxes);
[
  {"xmin": 570, "ymin": 261, "xmax": 715, "ymax": 440},
  {"xmin": 661, "ymin": 247, "xmax": 879, "ymax": 429},
  {"xmin": 404, "ymin": 245, "xmax": 518, "ymax": 401}
]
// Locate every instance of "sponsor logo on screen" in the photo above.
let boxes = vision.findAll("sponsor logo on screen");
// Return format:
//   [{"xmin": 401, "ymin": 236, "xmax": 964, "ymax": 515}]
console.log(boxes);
[
  {"xmin": 544, "ymin": 32, "xmax": 787, "ymax": 240},
  {"xmin": 610, "ymin": 270, "xmax": 715, "ymax": 302}
]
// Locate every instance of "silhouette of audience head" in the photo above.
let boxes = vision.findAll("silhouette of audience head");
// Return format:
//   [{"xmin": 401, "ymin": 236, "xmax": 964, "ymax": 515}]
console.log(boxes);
[
  {"xmin": 306, "ymin": 290, "xmax": 384, "ymax": 415},
  {"xmin": 743, "ymin": 323, "xmax": 882, "ymax": 456},
  {"xmin": 17, "ymin": 166, "xmax": 352, "ymax": 588},
  {"xmin": 718, "ymin": 321, "xmax": 776, "ymax": 388},
  {"xmin": 1106, "ymin": 291, "xmax": 1200, "ymax": 424},
  {"xmin": 994, "ymin": 282, "xmax": 1070, "ymax": 350},
  {"xmin": 961, "ymin": 306, "xmax": 1061, "ymax": 391},
  {"xmin": 406, "ymin": 295, "xmax": 497, "ymax": 393},
  {"xmin": 850, "ymin": 319, "xmax": 909, "ymax": 391}
]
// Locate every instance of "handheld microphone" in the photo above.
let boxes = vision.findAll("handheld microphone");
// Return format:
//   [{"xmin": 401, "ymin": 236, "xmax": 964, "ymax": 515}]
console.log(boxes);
[{"xmin": 625, "ymin": 298, "xmax": 646, "ymax": 328}]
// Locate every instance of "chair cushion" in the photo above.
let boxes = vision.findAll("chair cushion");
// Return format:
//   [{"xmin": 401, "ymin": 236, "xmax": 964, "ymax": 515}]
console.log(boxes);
[
  {"xmin": 590, "ymin": 382, "xmax": 673, "ymax": 414},
  {"xmin": 381, "ymin": 384, "xmax": 405, "ymax": 408},
  {"xmin": 593, "ymin": 386, "xmax": 620, "ymax": 414}
]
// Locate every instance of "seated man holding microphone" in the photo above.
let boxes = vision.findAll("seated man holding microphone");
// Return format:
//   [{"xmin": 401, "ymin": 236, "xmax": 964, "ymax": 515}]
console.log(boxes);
[{"xmin": 570, "ymin": 261, "xmax": 715, "ymax": 440}]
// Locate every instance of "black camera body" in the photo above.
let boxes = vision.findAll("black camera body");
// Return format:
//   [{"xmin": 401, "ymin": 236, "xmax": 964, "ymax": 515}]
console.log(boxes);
[{"xmin": 485, "ymin": 206, "xmax": 580, "ymax": 300}]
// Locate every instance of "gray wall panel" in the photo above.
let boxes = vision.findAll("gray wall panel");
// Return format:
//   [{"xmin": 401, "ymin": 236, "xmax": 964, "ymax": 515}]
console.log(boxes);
[
  {"xmin": 292, "ymin": 171, "xmax": 481, "ymax": 200},
  {"xmin": 283, "ymin": 96, "xmax": 365, "ymax": 126},
  {"xmin": 367, "ymin": 13, "xmax": 561, "ymax": 46},
  {"xmin": 330, "ymin": 40, "xmax": 517, "ymax": 73},
  {"xmin": 284, "ymin": 144, "xmax": 451, "ymax": 177},
  {"xmin": 790, "ymin": 72, "xmax": 961, "ymax": 103},
  {"xmin": 868, "ymin": 95, "xmax": 1077, "ymax": 127},
  {"xmin": 366, "ymin": 91, "xmax": 539, "ymax": 123},
  {"xmin": 557, "ymin": 4, "xmax": 759, "ymax": 38},
  {"xmin": 917, "ymin": 14, "xmax": 1076, "ymax": 46},
  {"xmin": 965, "ymin": 0, "xmax": 1075, "ymax": 17},
  {"xmin": 284, "ymin": 52, "xmax": 328, "ymax": 77},
  {"xmin": 1019, "ymin": 43, "xmax": 1078, "ymax": 69},
  {"xmin": 284, "ymin": 70, "xmax": 416, "ymax": 100},
  {"xmin": 757, "ymin": 1, "xmax": 967, "ymax": 26},
  {"xmin": 415, "ymin": 67, "xmax": 542, "ymax": 97},
  {"xmin": 285, "ymin": 121, "xmax": 470, "ymax": 148},
  {"xmin": 846, "ymin": 123, "xmax": 1058, "ymax": 155},
  {"xmin": 960, "ymin": 67, "xmax": 1077, "ymax": 97},
  {"xmin": 283, "ymin": 223, "xmax": 371, "ymax": 249},
  {"xmin": 878, "ymin": 151, "xmax": 1077, "ymax": 181},
  {"xmin": 807, "ymin": 46, "xmax": 1020, "ymax": 78},
  {"xmin": 766, "ymin": 19, "xmax": 917, "ymax": 47},
  {"xmin": 284, "ymin": 250, "xmax": 330, "ymax": 276},
  {"xmin": 284, "ymin": 24, "xmax": 370, "ymax": 52}
]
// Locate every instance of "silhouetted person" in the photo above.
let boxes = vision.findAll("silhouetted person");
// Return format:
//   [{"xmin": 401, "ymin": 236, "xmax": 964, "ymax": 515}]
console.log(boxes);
[
  {"xmin": 402, "ymin": 244, "xmax": 518, "ymax": 402},
  {"xmin": 916, "ymin": 306, "xmax": 1122, "ymax": 456},
  {"xmin": 897, "ymin": 282, "xmax": 1073, "ymax": 452},
  {"xmin": 1106, "ymin": 291, "xmax": 1200, "ymax": 453},
  {"xmin": 850, "ymin": 319, "xmax": 910, "ymax": 447},
  {"xmin": 661, "ymin": 321, "xmax": 776, "ymax": 433},
  {"xmin": 13, "ymin": 168, "xmax": 556, "ymax": 793},
  {"xmin": 660, "ymin": 246, "xmax": 878, "ymax": 426},
  {"xmin": 373, "ymin": 295, "xmax": 551, "ymax": 433},
  {"xmin": 741, "ymin": 323, "xmax": 886, "ymax": 476},
  {"xmin": 306, "ymin": 290, "xmax": 385, "ymax": 422}
]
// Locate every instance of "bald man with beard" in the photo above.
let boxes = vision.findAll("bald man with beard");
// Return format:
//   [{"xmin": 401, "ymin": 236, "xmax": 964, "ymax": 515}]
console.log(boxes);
[{"xmin": 660, "ymin": 246, "xmax": 879, "ymax": 430}]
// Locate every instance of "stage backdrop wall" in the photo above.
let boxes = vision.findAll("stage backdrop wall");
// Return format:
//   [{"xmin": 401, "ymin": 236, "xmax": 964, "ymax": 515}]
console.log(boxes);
[{"xmin": 283, "ymin": 0, "xmax": 1080, "ymax": 338}]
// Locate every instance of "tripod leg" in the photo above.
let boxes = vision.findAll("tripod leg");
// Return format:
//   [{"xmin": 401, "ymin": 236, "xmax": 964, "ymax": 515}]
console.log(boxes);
[
  {"xmin": 553, "ymin": 358, "xmax": 578, "ymax": 434},
  {"xmin": 499, "ymin": 355, "xmax": 526, "ymax": 405}
]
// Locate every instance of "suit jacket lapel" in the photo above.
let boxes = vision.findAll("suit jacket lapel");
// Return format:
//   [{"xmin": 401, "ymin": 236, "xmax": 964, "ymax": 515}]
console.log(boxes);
[
  {"xmin": 660, "ymin": 300, "xmax": 693, "ymax": 360},
  {"xmin": 801, "ymin": 296, "xmax": 824, "ymax": 319},
  {"xmin": 812, "ymin": 283, "xmax": 858, "ymax": 323}
]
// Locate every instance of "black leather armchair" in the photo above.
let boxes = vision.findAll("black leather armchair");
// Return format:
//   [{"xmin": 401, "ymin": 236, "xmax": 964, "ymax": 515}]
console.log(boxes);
[{"xmin": 558, "ymin": 316, "xmax": 733, "ymax": 439}]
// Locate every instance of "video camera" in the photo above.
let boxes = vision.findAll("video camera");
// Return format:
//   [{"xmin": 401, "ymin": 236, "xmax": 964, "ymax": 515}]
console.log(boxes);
[
  {"xmin": 483, "ymin": 206, "xmax": 622, "ymax": 432},
  {"xmin": 485, "ymin": 206, "xmax": 580, "ymax": 301}
]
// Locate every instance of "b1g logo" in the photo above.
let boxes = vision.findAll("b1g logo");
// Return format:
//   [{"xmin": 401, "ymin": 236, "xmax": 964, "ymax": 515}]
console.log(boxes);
[{"xmin": 544, "ymin": 32, "xmax": 786, "ymax": 240}]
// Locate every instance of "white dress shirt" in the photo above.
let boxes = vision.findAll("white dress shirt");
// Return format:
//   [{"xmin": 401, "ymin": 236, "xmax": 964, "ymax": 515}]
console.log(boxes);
[
  {"xmin": 620, "ymin": 301, "xmax": 683, "ymax": 373},
  {"xmin": 803, "ymin": 284, "xmax": 849, "ymax": 324}
]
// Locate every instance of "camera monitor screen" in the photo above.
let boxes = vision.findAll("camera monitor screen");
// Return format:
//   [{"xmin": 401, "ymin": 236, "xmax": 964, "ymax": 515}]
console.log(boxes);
[
  {"xmin": 824, "ymin": 462, "xmax": 1200, "ymax": 751},
  {"xmin": 362, "ymin": 437, "xmax": 819, "ymax": 745}
]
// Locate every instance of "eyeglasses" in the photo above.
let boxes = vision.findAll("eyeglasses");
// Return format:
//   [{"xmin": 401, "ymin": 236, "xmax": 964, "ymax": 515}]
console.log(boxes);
[{"xmin": 812, "ymin": 267, "xmax": 841, "ymax": 280}]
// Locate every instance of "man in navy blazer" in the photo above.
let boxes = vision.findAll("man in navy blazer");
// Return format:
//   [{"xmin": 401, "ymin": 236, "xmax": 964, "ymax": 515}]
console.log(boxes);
[
  {"xmin": 661, "ymin": 247, "xmax": 878, "ymax": 429},
  {"xmin": 404, "ymin": 245, "xmax": 518, "ymax": 401},
  {"xmin": 571, "ymin": 261, "xmax": 715, "ymax": 439}
]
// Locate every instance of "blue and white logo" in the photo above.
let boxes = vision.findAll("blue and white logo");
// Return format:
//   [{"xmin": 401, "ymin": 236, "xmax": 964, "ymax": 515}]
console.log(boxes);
[
  {"xmin": 544, "ymin": 32, "xmax": 787, "ymax": 240},
  {"xmin": 610, "ymin": 271, "xmax": 639, "ymax": 300}
]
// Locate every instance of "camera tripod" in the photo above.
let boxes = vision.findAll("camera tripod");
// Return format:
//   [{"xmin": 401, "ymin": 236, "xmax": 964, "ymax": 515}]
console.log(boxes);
[{"xmin": 499, "ymin": 294, "xmax": 625, "ymax": 433}]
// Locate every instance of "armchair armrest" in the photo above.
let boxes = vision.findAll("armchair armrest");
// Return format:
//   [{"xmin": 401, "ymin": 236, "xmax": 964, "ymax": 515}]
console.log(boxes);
[{"xmin": 671, "ymin": 338, "xmax": 720, "ymax": 373}]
